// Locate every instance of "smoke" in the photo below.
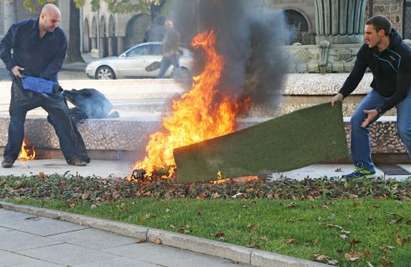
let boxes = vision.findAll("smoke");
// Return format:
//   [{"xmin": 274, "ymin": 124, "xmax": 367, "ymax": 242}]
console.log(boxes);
[{"xmin": 170, "ymin": 0, "xmax": 290, "ymax": 110}]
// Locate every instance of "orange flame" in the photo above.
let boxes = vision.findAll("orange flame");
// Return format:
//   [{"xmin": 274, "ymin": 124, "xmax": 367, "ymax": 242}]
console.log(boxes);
[
  {"xmin": 18, "ymin": 137, "xmax": 36, "ymax": 161},
  {"xmin": 133, "ymin": 30, "xmax": 251, "ymax": 178}
]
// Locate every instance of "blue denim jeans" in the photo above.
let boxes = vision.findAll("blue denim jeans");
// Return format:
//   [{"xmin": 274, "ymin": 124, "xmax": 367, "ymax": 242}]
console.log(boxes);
[
  {"xmin": 158, "ymin": 54, "xmax": 180, "ymax": 78},
  {"xmin": 350, "ymin": 89, "xmax": 411, "ymax": 171}
]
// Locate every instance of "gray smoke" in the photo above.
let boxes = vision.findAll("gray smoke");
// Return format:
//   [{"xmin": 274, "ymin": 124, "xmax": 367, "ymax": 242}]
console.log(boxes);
[{"xmin": 170, "ymin": 0, "xmax": 289, "ymax": 110}]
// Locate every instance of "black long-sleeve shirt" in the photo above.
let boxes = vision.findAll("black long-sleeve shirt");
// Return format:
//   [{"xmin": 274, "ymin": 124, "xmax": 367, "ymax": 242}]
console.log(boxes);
[
  {"xmin": 0, "ymin": 18, "xmax": 67, "ymax": 82},
  {"xmin": 339, "ymin": 29, "xmax": 411, "ymax": 114}
]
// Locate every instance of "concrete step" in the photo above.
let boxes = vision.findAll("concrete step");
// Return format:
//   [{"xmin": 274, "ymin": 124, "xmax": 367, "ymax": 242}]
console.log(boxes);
[{"xmin": 0, "ymin": 115, "xmax": 406, "ymax": 161}]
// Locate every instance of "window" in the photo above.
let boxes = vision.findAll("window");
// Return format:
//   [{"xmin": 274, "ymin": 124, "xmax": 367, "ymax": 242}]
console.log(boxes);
[
  {"xmin": 126, "ymin": 45, "xmax": 151, "ymax": 57},
  {"xmin": 150, "ymin": 44, "xmax": 162, "ymax": 55}
]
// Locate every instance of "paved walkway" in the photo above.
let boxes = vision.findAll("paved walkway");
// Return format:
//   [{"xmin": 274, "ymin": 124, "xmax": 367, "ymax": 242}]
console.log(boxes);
[
  {"xmin": 0, "ymin": 209, "xmax": 250, "ymax": 267},
  {"xmin": 0, "ymin": 158, "xmax": 410, "ymax": 181}
]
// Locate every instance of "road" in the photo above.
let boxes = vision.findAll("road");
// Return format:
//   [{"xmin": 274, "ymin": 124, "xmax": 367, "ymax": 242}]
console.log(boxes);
[{"xmin": 0, "ymin": 68, "xmax": 88, "ymax": 81}]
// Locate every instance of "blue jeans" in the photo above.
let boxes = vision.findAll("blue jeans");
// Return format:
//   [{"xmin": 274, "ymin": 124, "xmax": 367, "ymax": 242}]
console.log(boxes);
[
  {"xmin": 158, "ymin": 54, "xmax": 180, "ymax": 78},
  {"xmin": 350, "ymin": 89, "xmax": 411, "ymax": 171}
]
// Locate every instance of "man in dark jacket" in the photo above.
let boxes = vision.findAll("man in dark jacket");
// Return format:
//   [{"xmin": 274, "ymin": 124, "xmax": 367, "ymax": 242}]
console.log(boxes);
[
  {"xmin": 0, "ymin": 4, "xmax": 89, "ymax": 168},
  {"xmin": 158, "ymin": 19, "xmax": 181, "ymax": 78},
  {"xmin": 331, "ymin": 15, "xmax": 411, "ymax": 179}
]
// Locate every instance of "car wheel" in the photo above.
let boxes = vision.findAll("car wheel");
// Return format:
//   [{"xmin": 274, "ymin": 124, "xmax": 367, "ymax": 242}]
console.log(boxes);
[{"xmin": 95, "ymin": 66, "xmax": 116, "ymax": 80}]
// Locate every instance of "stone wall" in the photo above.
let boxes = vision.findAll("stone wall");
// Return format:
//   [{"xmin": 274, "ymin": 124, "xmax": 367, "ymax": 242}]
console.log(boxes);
[
  {"xmin": 371, "ymin": 0, "xmax": 404, "ymax": 33},
  {"xmin": 287, "ymin": 43, "xmax": 361, "ymax": 73}
]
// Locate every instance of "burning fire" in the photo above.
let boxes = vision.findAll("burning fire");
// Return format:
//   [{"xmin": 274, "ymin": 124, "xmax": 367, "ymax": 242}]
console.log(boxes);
[
  {"xmin": 19, "ymin": 137, "xmax": 36, "ymax": 160},
  {"xmin": 133, "ymin": 30, "xmax": 251, "ymax": 178}
]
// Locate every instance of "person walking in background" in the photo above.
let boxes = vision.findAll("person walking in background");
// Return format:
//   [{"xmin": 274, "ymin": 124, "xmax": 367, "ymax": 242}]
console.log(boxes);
[
  {"xmin": 0, "ymin": 3, "xmax": 89, "ymax": 168},
  {"xmin": 331, "ymin": 15, "xmax": 411, "ymax": 179},
  {"xmin": 158, "ymin": 19, "xmax": 181, "ymax": 78}
]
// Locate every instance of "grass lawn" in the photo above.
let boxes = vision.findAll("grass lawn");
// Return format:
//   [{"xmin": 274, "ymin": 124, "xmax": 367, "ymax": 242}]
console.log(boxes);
[{"xmin": 8, "ymin": 197, "xmax": 411, "ymax": 266}]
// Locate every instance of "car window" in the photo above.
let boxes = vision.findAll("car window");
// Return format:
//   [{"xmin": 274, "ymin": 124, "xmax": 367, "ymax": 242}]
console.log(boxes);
[
  {"xmin": 150, "ymin": 44, "xmax": 162, "ymax": 55},
  {"xmin": 126, "ymin": 45, "xmax": 151, "ymax": 57}
]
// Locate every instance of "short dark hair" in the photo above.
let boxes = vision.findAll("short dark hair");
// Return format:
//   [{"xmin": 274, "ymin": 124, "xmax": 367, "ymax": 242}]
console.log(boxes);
[{"xmin": 366, "ymin": 15, "xmax": 392, "ymax": 35}]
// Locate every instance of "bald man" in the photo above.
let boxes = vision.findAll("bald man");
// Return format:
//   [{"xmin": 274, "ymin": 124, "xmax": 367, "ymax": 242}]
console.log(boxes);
[{"xmin": 0, "ymin": 4, "xmax": 90, "ymax": 168}]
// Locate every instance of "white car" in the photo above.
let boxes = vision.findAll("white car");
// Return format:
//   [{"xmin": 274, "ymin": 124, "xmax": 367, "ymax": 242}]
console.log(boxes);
[{"xmin": 85, "ymin": 42, "xmax": 192, "ymax": 79}]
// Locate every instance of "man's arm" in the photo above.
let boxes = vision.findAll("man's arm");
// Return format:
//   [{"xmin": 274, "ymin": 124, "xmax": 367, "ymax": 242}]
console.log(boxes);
[
  {"xmin": 362, "ymin": 58, "xmax": 411, "ymax": 128},
  {"xmin": 39, "ymin": 34, "xmax": 67, "ymax": 81},
  {"xmin": 0, "ymin": 24, "xmax": 17, "ymax": 71},
  {"xmin": 338, "ymin": 47, "xmax": 368, "ymax": 97}
]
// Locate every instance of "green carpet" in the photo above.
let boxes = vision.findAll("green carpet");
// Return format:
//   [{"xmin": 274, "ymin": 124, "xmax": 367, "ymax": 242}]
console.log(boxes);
[{"xmin": 174, "ymin": 102, "xmax": 348, "ymax": 183}]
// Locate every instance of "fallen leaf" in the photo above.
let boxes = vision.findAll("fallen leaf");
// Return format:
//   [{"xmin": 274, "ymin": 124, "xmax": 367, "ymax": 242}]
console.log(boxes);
[
  {"xmin": 152, "ymin": 238, "xmax": 162, "ymax": 245},
  {"xmin": 287, "ymin": 202, "xmax": 297, "ymax": 208},
  {"xmin": 345, "ymin": 251, "xmax": 362, "ymax": 262},
  {"xmin": 395, "ymin": 232, "xmax": 403, "ymax": 246},
  {"xmin": 313, "ymin": 254, "xmax": 338, "ymax": 265},
  {"xmin": 340, "ymin": 234, "xmax": 349, "ymax": 240},
  {"xmin": 285, "ymin": 238, "xmax": 297, "ymax": 245},
  {"xmin": 351, "ymin": 239, "xmax": 361, "ymax": 246},
  {"xmin": 380, "ymin": 256, "xmax": 393, "ymax": 266},
  {"xmin": 214, "ymin": 231, "xmax": 225, "ymax": 239}
]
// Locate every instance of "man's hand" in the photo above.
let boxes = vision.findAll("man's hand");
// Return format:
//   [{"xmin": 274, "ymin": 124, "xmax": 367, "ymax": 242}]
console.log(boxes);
[
  {"xmin": 331, "ymin": 93, "xmax": 344, "ymax": 107},
  {"xmin": 11, "ymin": 66, "xmax": 24, "ymax": 78},
  {"xmin": 361, "ymin": 109, "xmax": 379, "ymax": 128}
]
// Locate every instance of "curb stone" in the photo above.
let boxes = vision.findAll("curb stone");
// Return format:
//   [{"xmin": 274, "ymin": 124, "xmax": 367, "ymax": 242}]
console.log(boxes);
[{"xmin": 0, "ymin": 201, "xmax": 331, "ymax": 267}]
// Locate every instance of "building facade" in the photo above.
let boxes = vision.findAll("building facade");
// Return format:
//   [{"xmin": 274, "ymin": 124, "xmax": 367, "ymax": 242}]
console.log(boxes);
[{"xmin": 0, "ymin": 0, "xmax": 410, "ymax": 59}]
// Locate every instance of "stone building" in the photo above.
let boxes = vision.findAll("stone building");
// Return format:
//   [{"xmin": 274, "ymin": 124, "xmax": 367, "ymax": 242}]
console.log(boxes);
[
  {"xmin": 1, "ymin": 0, "xmax": 411, "ymax": 64},
  {"xmin": 80, "ymin": 0, "xmax": 153, "ymax": 58}
]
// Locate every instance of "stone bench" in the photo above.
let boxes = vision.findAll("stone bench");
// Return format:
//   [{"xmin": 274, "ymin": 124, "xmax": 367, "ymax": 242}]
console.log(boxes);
[{"xmin": 0, "ymin": 116, "xmax": 408, "ymax": 163}]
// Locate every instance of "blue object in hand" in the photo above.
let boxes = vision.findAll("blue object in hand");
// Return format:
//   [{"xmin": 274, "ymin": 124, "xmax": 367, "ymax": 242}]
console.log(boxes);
[{"xmin": 21, "ymin": 76, "xmax": 58, "ymax": 94}]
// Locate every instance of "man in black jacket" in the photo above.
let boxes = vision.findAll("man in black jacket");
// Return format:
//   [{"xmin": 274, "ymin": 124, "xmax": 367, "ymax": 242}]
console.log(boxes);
[
  {"xmin": 158, "ymin": 19, "xmax": 181, "ymax": 78},
  {"xmin": 331, "ymin": 15, "xmax": 411, "ymax": 179},
  {"xmin": 0, "ymin": 4, "xmax": 89, "ymax": 168}
]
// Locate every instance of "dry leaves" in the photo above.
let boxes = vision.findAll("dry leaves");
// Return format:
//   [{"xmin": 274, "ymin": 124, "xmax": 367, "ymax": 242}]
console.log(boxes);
[{"xmin": 313, "ymin": 254, "xmax": 338, "ymax": 265}]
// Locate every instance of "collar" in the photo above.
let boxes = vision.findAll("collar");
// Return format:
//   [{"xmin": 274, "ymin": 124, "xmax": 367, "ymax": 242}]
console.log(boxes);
[{"xmin": 33, "ymin": 17, "xmax": 54, "ymax": 39}]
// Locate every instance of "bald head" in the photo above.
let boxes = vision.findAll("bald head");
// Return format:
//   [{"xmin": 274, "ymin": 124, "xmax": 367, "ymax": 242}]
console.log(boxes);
[{"xmin": 39, "ymin": 4, "xmax": 61, "ymax": 34}]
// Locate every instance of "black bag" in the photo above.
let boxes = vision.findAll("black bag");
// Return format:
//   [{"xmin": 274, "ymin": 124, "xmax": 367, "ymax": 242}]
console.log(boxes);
[{"xmin": 63, "ymin": 88, "xmax": 119, "ymax": 123}]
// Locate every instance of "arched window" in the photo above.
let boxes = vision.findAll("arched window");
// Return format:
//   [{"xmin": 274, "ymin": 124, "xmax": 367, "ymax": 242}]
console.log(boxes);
[
  {"xmin": 284, "ymin": 9, "xmax": 309, "ymax": 44},
  {"xmin": 124, "ymin": 14, "xmax": 150, "ymax": 50}
]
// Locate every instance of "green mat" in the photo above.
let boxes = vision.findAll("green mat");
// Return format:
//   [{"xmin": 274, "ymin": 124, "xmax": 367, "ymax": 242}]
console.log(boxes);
[{"xmin": 173, "ymin": 102, "xmax": 348, "ymax": 183}]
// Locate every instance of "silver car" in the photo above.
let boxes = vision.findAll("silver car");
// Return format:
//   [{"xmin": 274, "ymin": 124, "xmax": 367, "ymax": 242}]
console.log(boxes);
[{"xmin": 85, "ymin": 42, "xmax": 192, "ymax": 79}]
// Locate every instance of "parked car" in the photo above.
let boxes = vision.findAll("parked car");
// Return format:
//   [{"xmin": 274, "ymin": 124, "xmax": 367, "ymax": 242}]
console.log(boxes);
[{"xmin": 85, "ymin": 42, "xmax": 192, "ymax": 79}]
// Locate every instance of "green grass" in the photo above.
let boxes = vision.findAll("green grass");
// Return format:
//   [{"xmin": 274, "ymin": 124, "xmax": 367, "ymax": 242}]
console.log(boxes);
[{"xmin": 8, "ymin": 198, "xmax": 411, "ymax": 266}]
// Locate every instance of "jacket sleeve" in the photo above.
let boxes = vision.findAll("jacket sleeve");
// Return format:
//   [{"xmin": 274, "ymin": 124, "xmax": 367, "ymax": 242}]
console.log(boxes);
[
  {"xmin": 0, "ymin": 24, "xmax": 18, "ymax": 71},
  {"xmin": 339, "ymin": 46, "xmax": 368, "ymax": 97},
  {"xmin": 378, "ymin": 59, "xmax": 411, "ymax": 114},
  {"xmin": 39, "ymin": 33, "xmax": 67, "ymax": 80}
]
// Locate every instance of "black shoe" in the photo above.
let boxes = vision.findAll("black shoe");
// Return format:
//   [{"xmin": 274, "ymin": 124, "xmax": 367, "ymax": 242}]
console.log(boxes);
[
  {"xmin": 1, "ymin": 159, "xmax": 14, "ymax": 168},
  {"xmin": 67, "ymin": 159, "xmax": 88, "ymax": 167}
]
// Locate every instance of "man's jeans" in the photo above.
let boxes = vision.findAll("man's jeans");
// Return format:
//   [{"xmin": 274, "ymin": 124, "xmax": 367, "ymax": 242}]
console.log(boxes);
[
  {"xmin": 4, "ymin": 80, "xmax": 89, "ymax": 163},
  {"xmin": 158, "ymin": 54, "xmax": 180, "ymax": 78},
  {"xmin": 350, "ymin": 89, "xmax": 411, "ymax": 171}
]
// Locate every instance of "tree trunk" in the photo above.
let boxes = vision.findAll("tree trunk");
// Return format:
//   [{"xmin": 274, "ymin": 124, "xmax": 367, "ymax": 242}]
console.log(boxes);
[{"xmin": 66, "ymin": 0, "xmax": 83, "ymax": 62}]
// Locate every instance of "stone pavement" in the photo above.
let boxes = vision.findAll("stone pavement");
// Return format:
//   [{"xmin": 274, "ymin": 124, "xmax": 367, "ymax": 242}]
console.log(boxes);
[
  {"xmin": 0, "ymin": 209, "xmax": 250, "ymax": 267},
  {"xmin": 0, "ymin": 157, "xmax": 410, "ymax": 181}
]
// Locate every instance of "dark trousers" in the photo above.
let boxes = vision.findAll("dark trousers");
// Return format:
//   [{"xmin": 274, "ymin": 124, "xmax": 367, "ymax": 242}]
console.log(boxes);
[
  {"xmin": 158, "ymin": 54, "xmax": 180, "ymax": 78},
  {"xmin": 4, "ymin": 80, "xmax": 89, "ymax": 163}
]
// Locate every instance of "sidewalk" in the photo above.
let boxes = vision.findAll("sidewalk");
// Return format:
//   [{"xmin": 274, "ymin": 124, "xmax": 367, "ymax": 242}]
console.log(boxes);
[
  {"xmin": 61, "ymin": 53, "xmax": 95, "ymax": 72},
  {"xmin": 0, "ymin": 157, "xmax": 410, "ymax": 181},
  {"xmin": 0, "ymin": 55, "xmax": 92, "ymax": 72},
  {"xmin": 0, "ymin": 208, "xmax": 248, "ymax": 267}
]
